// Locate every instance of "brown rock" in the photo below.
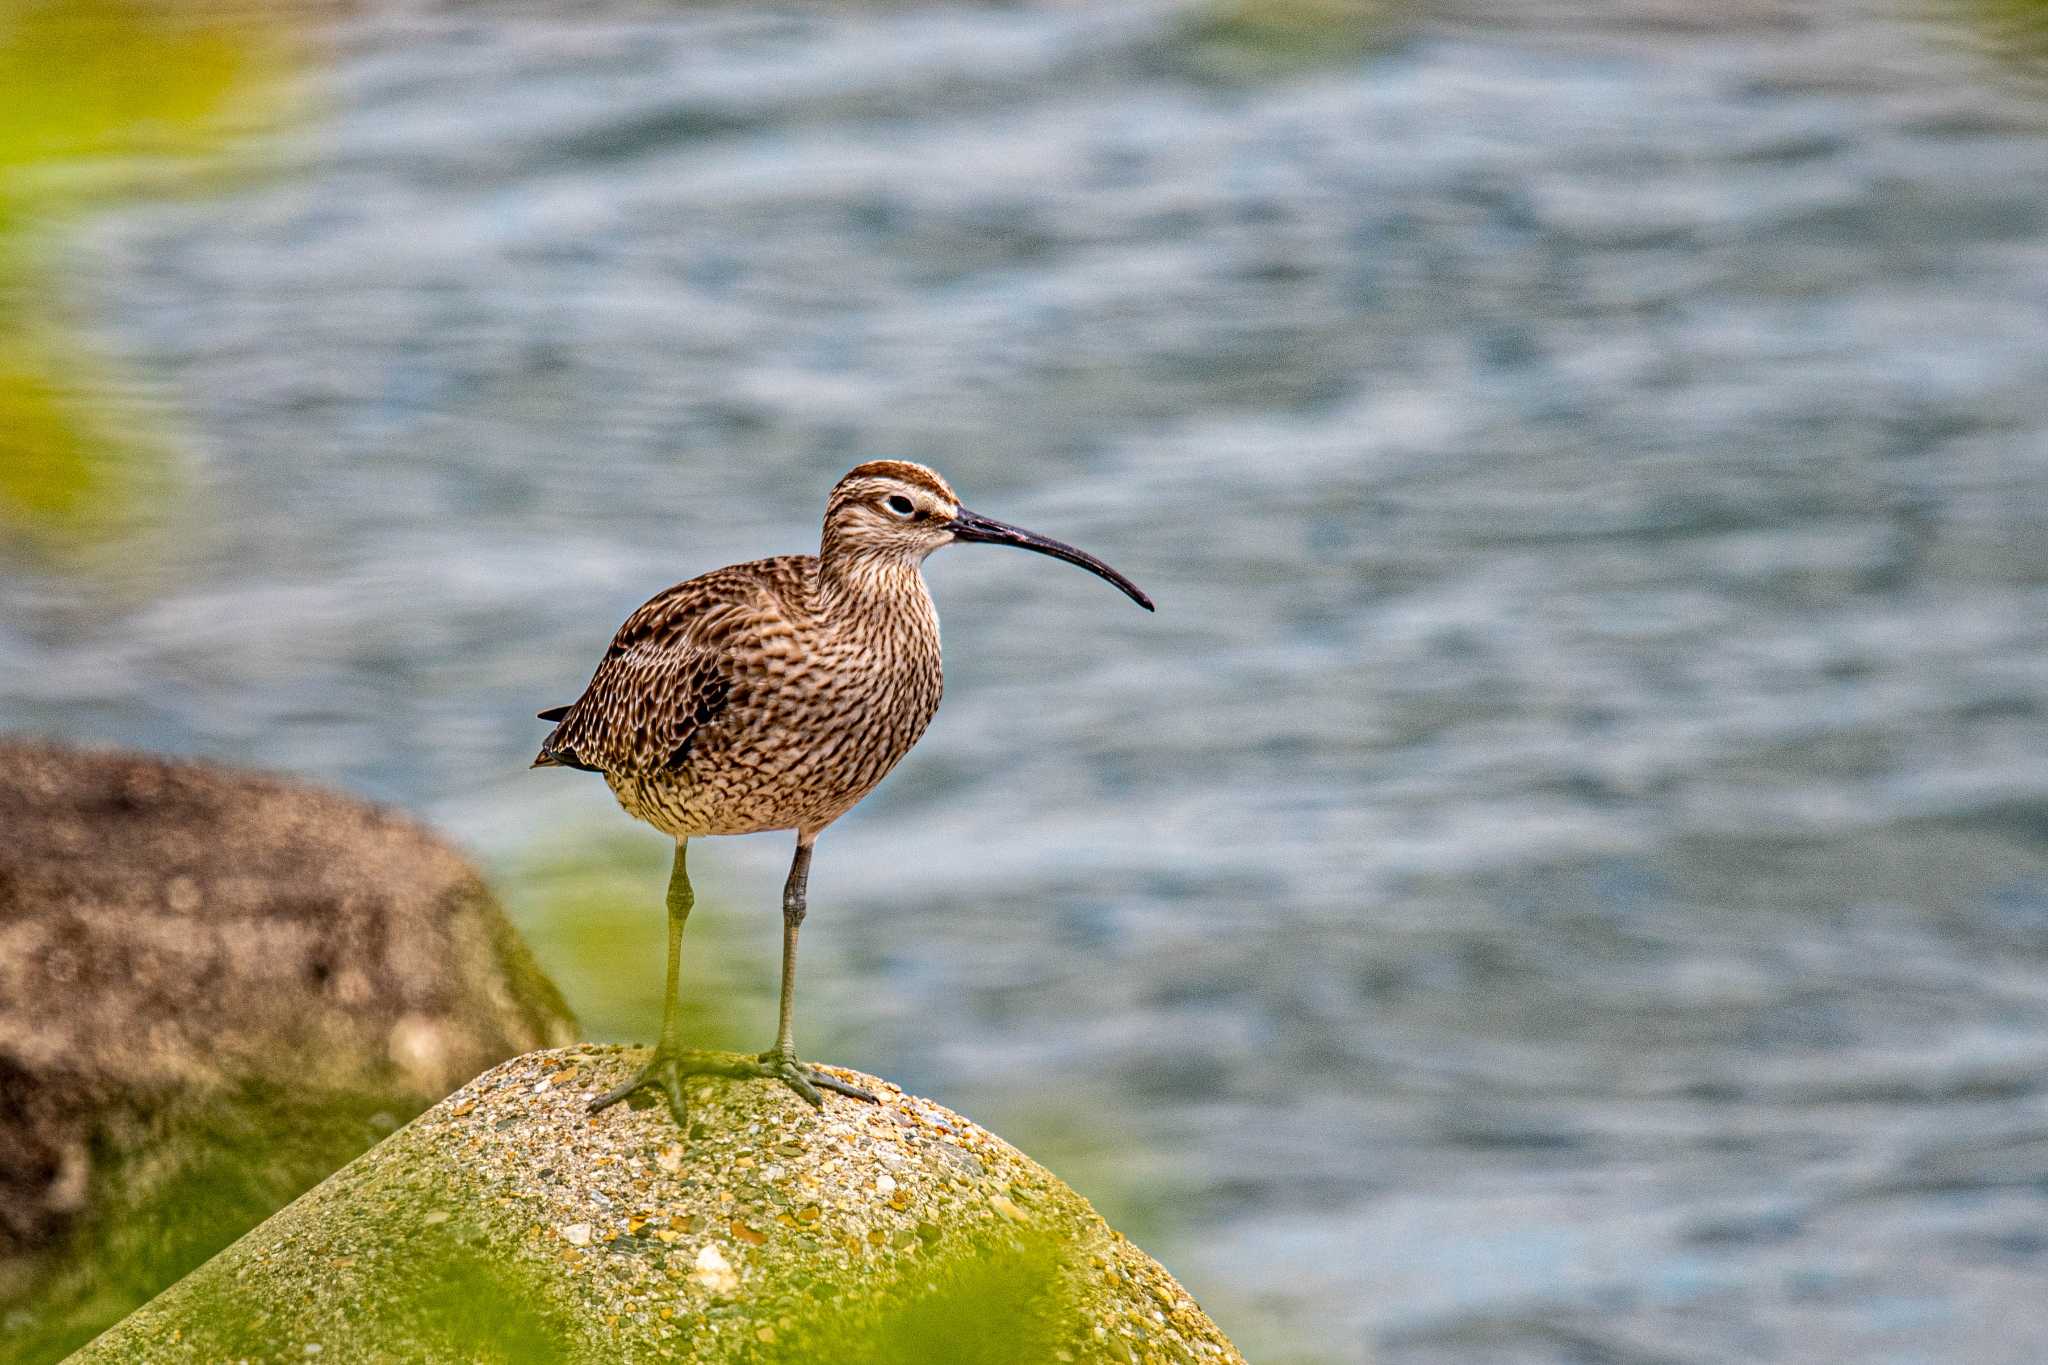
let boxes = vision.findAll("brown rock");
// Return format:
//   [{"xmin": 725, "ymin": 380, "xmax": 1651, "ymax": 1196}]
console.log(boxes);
[{"xmin": 0, "ymin": 739, "xmax": 576, "ymax": 1360}]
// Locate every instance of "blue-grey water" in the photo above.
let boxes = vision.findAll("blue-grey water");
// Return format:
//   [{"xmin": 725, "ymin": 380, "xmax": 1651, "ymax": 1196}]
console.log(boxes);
[{"xmin": 6, "ymin": 3, "xmax": 2048, "ymax": 1360}]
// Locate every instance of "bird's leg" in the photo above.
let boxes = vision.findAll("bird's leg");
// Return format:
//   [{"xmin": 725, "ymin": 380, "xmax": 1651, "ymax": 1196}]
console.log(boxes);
[
  {"xmin": 586, "ymin": 837, "xmax": 873, "ymax": 1130},
  {"xmin": 757, "ymin": 836, "xmax": 877, "ymax": 1108},
  {"xmin": 590, "ymin": 839, "xmax": 708, "ymax": 1126}
]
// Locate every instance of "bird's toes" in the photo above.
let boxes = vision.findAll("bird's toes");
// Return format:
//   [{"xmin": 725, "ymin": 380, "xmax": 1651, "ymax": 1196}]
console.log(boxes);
[
  {"xmin": 807, "ymin": 1068, "xmax": 879, "ymax": 1104},
  {"xmin": 588, "ymin": 1074, "xmax": 645, "ymax": 1117},
  {"xmin": 756, "ymin": 1050, "xmax": 826, "ymax": 1109},
  {"xmin": 587, "ymin": 1053, "xmax": 691, "ymax": 1129},
  {"xmin": 650, "ymin": 1067, "xmax": 691, "ymax": 1127},
  {"xmin": 781, "ymin": 1067, "xmax": 827, "ymax": 1110}
]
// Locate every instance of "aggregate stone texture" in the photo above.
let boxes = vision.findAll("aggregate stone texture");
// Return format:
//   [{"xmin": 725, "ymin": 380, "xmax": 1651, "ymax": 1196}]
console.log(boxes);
[{"xmin": 78, "ymin": 1046, "xmax": 1247, "ymax": 1364}]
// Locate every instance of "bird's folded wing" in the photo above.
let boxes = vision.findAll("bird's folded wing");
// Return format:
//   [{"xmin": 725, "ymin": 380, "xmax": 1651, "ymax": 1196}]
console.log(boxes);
[{"xmin": 537, "ymin": 578, "xmax": 772, "ymax": 777}]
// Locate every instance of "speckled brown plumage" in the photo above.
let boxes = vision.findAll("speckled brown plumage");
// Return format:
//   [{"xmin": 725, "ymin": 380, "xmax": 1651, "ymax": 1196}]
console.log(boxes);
[
  {"xmin": 532, "ymin": 459, "xmax": 1151, "ymax": 1130},
  {"xmin": 533, "ymin": 464, "xmax": 951, "ymax": 841}
]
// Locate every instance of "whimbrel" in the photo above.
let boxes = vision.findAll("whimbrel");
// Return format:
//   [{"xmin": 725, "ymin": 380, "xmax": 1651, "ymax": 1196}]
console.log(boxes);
[{"xmin": 534, "ymin": 461, "xmax": 1153, "ymax": 1125}]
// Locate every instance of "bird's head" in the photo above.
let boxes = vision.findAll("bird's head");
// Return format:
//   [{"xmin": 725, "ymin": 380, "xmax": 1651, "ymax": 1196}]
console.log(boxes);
[{"xmin": 822, "ymin": 460, "xmax": 1154, "ymax": 611}]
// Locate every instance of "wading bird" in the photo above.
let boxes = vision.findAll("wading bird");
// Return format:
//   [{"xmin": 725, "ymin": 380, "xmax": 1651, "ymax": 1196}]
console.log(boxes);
[{"xmin": 534, "ymin": 461, "xmax": 1153, "ymax": 1126}]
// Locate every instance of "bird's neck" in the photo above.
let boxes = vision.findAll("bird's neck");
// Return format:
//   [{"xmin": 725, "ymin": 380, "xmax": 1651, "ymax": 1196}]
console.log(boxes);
[{"xmin": 818, "ymin": 551, "xmax": 937, "ymax": 635}]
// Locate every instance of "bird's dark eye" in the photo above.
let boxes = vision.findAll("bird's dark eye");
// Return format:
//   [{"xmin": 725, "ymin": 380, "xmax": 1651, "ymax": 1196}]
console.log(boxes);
[{"xmin": 885, "ymin": 495, "xmax": 916, "ymax": 518}]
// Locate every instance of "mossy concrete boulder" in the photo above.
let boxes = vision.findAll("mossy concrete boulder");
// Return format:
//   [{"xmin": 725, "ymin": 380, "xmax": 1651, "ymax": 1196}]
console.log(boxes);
[
  {"xmin": 0, "ymin": 739, "xmax": 577, "ymax": 1361},
  {"xmin": 79, "ymin": 1046, "xmax": 1246, "ymax": 1364}
]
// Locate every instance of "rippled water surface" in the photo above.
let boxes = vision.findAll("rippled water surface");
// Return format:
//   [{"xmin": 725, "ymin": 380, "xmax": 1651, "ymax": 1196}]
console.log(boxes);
[{"xmin": 6, "ymin": 3, "xmax": 2048, "ymax": 1360}]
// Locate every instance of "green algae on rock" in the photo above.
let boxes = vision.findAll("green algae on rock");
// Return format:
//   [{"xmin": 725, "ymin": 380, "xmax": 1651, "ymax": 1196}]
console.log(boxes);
[{"xmin": 75, "ymin": 1047, "xmax": 1246, "ymax": 1365}]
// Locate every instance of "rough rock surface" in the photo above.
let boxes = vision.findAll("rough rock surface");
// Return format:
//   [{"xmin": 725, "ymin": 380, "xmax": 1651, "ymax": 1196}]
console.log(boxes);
[
  {"xmin": 0, "ymin": 739, "xmax": 577, "ymax": 1361},
  {"xmin": 79, "ymin": 1045, "xmax": 1247, "ymax": 1364}
]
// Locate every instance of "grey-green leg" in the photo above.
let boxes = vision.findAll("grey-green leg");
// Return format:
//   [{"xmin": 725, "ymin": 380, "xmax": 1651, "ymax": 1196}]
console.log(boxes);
[
  {"xmin": 589, "ymin": 840, "xmax": 701, "ymax": 1125},
  {"xmin": 758, "ymin": 837, "xmax": 877, "ymax": 1108},
  {"xmin": 588, "ymin": 836, "xmax": 875, "ymax": 1129}
]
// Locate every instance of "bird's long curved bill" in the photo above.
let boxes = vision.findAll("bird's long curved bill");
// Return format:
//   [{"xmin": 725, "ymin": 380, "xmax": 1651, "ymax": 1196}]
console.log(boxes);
[{"xmin": 948, "ymin": 509, "xmax": 1155, "ymax": 611}]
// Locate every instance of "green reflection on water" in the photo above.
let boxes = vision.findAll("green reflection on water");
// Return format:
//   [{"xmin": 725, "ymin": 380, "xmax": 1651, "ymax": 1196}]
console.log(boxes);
[
  {"xmin": 496, "ymin": 833, "xmax": 766, "ymax": 1053},
  {"xmin": 1179, "ymin": 0, "xmax": 1405, "ymax": 79},
  {"xmin": 1943, "ymin": 0, "xmax": 2048, "ymax": 76},
  {"xmin": 0, "ymin": 0, "xmax": 296, "ymax": 545}
]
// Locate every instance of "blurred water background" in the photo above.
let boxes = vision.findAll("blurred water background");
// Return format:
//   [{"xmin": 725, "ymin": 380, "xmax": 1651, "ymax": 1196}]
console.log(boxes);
[{"xmin": 5, "ymin": 0, "xmax": 2048, "ymax": 1360}]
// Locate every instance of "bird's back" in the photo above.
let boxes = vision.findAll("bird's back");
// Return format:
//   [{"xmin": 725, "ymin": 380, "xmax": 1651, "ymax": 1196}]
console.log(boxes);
[{"xmin": 535, "ymin": 554, "xmax": 942, "ymax": 838}]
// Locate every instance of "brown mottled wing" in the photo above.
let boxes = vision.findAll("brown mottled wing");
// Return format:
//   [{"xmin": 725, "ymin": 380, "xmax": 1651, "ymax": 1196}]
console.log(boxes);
[{"xmin": 533, "ymin": 573, "xmax": 768, "ymax": 778}]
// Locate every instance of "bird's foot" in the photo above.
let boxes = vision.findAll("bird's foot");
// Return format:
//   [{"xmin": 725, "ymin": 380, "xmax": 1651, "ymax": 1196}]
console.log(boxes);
[
  {"xmin": 587, "ymin": 1047, "xmax": 762, "ymax": 1127},
  {"xmin": 587, "ymin": 1047, "xmax": 876, "ymax": 1127},
  {"xmin": 754, "ymin": 1046, "xmax": 879, "ymax": 1110}
]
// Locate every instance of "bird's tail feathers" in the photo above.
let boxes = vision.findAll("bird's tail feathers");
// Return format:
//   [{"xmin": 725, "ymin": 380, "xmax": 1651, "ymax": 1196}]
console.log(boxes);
[{"xmin": 532, "ymin": 703, "xmax": 600, "ymax": 772}]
